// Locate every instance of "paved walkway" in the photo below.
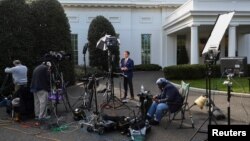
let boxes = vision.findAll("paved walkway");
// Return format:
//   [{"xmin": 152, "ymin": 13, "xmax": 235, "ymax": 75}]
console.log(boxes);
[{"xmin": 0, "ymin": 71, "xmax": 250, "ymax": 141}]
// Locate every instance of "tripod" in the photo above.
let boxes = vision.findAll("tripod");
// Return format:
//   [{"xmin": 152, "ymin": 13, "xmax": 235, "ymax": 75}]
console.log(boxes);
[
  {"xmin": 48, "ymin": 62, "xmax": 73, "ymax": 114},
  {"xmin": 0, "ymin": 74, "xmax": 10, "ymax": 96},
  {"xmin": 189, "ymin": 59, "xmax": 217, "ymax": 141},
  {"xmin": 100, "ymin": 50, "xmax": 126, "ymax": 109},
  {"xmin": 71, "ymin": 78, "xmax": 93, "ymax": 110},
  {"xmin": 72, "ymin": 42, "xmax": 93, "ymax": 110}
]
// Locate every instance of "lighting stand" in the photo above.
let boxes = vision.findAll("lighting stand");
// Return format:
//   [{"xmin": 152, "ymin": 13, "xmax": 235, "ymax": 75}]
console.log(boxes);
[
  {"xmin": 83, "ymin": 53, "xmax": 87, "ymax": 76},
  {"xmin": 189, "ymin": 56, "xmax": 217, "ymax": 141},
  {"xmin": 100, "ymin": 50, "xmax": 128, "ymax": 110},
  {"xmin": 223, "ymin": 73, "xmax": 233, "ymax": 125},
  {"xmin": 71, "ymin": 44, "xmax": 91, "ymax": 110}
]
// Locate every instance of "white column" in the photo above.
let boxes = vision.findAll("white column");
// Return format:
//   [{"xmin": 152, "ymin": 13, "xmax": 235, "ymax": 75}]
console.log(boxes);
[
  {"xmin": 162, "ymin": 34, "xmax": 177, "ymax": 67},
  {"xmin": 190, "ymin": 25, "xmax": 199, "ymax": 64},
  {"xmin": 228, "ymin": 26, "xmax": 236, "ymax": 57}
]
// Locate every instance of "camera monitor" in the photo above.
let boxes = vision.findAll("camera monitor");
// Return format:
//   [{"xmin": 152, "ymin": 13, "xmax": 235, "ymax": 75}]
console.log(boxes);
[{"xmin": 220, "ymin": 57, "xmax": 247, "ymax": 76}]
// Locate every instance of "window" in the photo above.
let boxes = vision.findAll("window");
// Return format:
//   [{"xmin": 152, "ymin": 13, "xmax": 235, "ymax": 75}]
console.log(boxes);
[
  {"xmin": 177, "ymin": 35, "xmax": 189, "ymax": 64},
  {"xmin": 71, "ymin": 34, "xmax": 78, "ymax": 65},
  {"xmin": 141, "ymin": 34, "xmax": 151, "ymax": 64}
]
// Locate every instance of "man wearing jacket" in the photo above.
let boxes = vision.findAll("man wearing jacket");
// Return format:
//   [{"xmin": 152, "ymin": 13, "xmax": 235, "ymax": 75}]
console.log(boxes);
[
  {"xmin": 120, "ymin": 51, "xmax": 134, "ymax": 100},
  {"xmin": 30, "ymin": 62, "xmax": 51, "ymax": 120},
  {"xmin": 147, "ymin": 78, "xmax": 183, "ymax": 125}
]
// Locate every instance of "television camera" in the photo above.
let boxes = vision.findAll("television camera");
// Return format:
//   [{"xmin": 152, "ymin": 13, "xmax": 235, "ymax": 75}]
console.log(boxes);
[
  {"xmin": 43, "ymin": 51, "xmax": 71, "ymax": 62},
  {"xmin": 106, "ymin": 36, "xmax": 119, "ymax": 48}
]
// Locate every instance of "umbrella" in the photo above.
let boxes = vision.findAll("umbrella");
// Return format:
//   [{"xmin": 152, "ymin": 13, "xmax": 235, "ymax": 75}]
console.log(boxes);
[{"xmin": 96, "ymin": 34, "xmax": 120, "ymax": 51}]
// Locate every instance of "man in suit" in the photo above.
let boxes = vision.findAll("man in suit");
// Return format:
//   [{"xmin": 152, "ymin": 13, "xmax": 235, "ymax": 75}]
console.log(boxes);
[{"xmin": 120, "ymin": 51, "xmax": 134, "ymax": 100}]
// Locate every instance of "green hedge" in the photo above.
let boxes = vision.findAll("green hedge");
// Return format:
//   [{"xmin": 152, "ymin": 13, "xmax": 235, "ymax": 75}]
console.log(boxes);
[
  {"xmin": 134, "ymin": 64, "xmax": 162, "ymax": 71},
  {"xmin": 163, "ymin": 64, "xmax": 221, "ymax": 80},
  {"xmin": 74, "ymin": 66, "xmax": 104, "ymax": 81}
]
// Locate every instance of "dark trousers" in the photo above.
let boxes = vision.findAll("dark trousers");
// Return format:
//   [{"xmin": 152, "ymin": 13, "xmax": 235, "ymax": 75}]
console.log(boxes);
[
  {"xmin": 123, "ymin": 77, "xmax": 134, "ymax": 98},
  {"xmin": 15, "ymin": 86, "xmax": 34, "ymax": 120}
]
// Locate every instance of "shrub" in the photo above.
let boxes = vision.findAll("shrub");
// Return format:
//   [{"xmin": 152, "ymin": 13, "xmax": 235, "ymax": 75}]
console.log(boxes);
[
  {"xmin": 163, "ymin": 64, "xmax": 221, "ymax": 80},
  {"xmin": 0, "ymin": 0, "xmax": 34, "ymax": 96},
  {"xmin": 30, "ymin": 0, "xmax": 75, "ymax": 84},
  {"xmin": 134, "ymin": 64, "xmax": 162, "ymax": 71},
  {"xmin": 74, "ymin": 65, "xmax": 104, "ymax": 81},
  {"xmin": 87, "ymin": 16, "xmax": 119, "ymax": 72}
]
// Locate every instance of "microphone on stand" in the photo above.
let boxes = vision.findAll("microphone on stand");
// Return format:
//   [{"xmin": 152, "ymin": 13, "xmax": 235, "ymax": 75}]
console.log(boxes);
[
  {"xmin": 113, "ymin": 72, "xmax": 127, "ymax": 78},
  {"xmin": 82, "ymin": 43, "xmax": 88, "ymax": 54}
]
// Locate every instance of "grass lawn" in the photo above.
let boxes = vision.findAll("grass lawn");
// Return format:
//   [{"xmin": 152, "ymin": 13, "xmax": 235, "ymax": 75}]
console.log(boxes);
[{"xmin": 171, "ymin": 77, "xmax": 250, "ymax": 94}]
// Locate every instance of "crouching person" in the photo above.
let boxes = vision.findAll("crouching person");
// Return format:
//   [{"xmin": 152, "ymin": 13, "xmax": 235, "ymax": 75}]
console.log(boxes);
[{"xmin": 147, "ymin": 78, "xmax": 183, "ymax": 125}]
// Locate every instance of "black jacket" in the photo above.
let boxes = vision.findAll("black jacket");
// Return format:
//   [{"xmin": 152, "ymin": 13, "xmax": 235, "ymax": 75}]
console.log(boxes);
[
  {"xmin": 30, "ymin": 64, "xmax": 50, "ymax": 93},
  {"xmin": 156, "ymin": 82, "xmax": 183, "ymax": 113}
]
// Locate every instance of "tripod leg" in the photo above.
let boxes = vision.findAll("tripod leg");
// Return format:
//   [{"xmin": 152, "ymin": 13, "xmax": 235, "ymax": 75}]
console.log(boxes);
[
  {"xmin": 189, "ymin": 118, "xmax": 208, "ymax": 141},
  {"xmin": 62, "ymin": 98, "xmax": 68, "ymax": 112},
  {"xmin": 88, "ymin": 91, "xmax": 94, "ymax": 110}
]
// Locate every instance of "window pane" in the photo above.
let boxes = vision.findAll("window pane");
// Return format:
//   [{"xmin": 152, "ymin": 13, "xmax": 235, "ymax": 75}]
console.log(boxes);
[
  {"xmin": 71, "ymin": 34, "xmax": 78, "ymax": 65},
  {"xmin": 141, "ymin": 34, "xmax": 151, "ymax": 64}
]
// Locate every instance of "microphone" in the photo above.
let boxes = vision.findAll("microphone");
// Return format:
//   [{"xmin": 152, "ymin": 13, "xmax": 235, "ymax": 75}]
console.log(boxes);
[
  {"xmin": 82, "ymin": 43, "xmax": 88, "ymax": 54},
  {"xmin": 113, "ymin": 72, "xmax": 127, "ymax": 78}
]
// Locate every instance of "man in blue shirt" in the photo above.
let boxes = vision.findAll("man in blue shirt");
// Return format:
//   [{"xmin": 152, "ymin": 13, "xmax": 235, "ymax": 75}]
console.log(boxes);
[
  {"xmin": 5, "ymin": 60, "xmax": 28, "ymax": 121},
  {"xmin": 5, "ymin": 60, "xmax": 28, "ymax": 92},
  {"xmin": 120, "ymin": 51, "xmax": 134, "ymax": 100}
]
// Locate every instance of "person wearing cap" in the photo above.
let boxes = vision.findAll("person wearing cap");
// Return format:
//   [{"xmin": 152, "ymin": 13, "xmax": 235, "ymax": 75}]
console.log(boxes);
[
  {"xmin": 30, "ymin": 62, "xmax": 51, "ymax": 121},
  {"xmin": 147, "ymin": 78, "xmax": 183, "ymax": 125},
  {"xmin": 4, "ymin": 60, "xmax": 28, "ymax": 92},
  {"xmin": 120, "ymin": 51, "xmax": 134, "ymax": 100}
]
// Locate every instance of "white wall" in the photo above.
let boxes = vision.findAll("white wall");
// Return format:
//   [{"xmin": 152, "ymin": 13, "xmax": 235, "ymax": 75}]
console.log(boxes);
[
  {"xmin": 131, "ymin": 8, "xmax": 162, "ymax": 65},
  {"xmin": 64, "ymin": 6, "xmax": 166, "ymax": 66}
]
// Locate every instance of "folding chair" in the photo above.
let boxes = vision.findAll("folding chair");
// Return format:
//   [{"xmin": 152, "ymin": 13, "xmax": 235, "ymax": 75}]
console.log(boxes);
[{"xmin": 165, "ymin": 80, "xmax": 194, "ymax": 129}]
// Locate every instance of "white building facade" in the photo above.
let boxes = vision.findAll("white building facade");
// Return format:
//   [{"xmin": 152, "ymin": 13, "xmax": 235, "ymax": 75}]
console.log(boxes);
[{"xmin": 59, "ymin": 0, "xmax": 250, "ymax": 67}]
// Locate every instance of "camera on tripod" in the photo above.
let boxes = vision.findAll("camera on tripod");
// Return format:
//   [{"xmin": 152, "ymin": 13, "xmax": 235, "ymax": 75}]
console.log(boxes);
[
  {"xmin": 43, "ymin": 51, "xmax": 71, "ymax": 62},
  {"xmin": 106, "ymin": 36, "xmax": 119, "ymax": 48}
]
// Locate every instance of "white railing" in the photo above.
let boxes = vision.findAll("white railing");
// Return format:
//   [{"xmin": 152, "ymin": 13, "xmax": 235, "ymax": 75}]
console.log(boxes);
[{"xmin": 59, "ymin": 0, "xmax": 187, "ymax": 4}]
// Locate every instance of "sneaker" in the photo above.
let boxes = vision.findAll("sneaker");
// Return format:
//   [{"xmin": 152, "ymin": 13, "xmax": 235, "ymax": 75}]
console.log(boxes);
[
  {"xmin": 122, "ymin": 96, "xmax": 127, "ymax": 100},
  {"xmin": 40, "ymin": 115, "xmax": 51, "ymax": 121},
  {"xmin": 149, "ymin": 120, "xmax": 159, "ymax": 126},
  {"xmin": 34, "ymin": 122, "xmax": 40, "ymax": 126},
  {"xmin": 44, "ymin": 115, "xmax": 51, "ymax": 120},
  {"xmin": 14, "ymin": 116, "xmax": 20, "ymax": 122},
  {"xmin": 130, "ymin": 97, "xmax": 135, "ymax": 100},
  {"xmin": 122, "ymin": 99, "xmax": 129, "ymax": 103}
]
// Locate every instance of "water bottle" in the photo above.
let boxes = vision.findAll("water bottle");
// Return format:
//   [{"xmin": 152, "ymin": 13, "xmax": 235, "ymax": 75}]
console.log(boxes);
[{"xmin": 141, "ymin": 85, "xmax": 144, "ymax": 93}]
